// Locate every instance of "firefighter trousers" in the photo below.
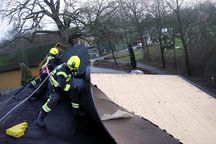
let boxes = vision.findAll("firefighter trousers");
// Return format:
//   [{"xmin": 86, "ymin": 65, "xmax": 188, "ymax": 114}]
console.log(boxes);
[{"xmin": 42, "ymin": 79, "xmax": 84, "ymax": 113}]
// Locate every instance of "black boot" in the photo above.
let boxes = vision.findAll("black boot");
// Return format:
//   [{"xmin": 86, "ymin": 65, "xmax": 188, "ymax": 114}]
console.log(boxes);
[
  {"xmin": 30, "ymin": 96, "xmax": 38, "ymax": 101},
  {"xmin": 36, "ymin": 109, "xmax": 47, "ymax": 128},
  {"xmin": 29, "ymin": 90, "xmax": 40, "ymax": 101},
  {"xmin": 73, "ymin": 108, "xmax": 85, "ymax": 116}
]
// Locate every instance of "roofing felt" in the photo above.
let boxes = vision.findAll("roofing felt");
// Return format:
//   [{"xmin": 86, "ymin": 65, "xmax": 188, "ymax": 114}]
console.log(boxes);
[
  {"xmin": 92, "ymin": 85, "xmax": 180, "ymax": 144},
  {"xmin": 91, "ymin": 74, "xmax": 216, "ymax": 144}
]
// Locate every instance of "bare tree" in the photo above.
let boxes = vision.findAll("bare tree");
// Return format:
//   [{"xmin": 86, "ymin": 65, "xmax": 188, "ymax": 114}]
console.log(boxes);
[
  {"xmin": 189, "ymin": 1, "xmax": 216, "ymax": 78},
  {"xmin": 113, "ymin": 9, "xmax": 137, "ymax": 67},
  {"xmin": 166, "ymin": 0, "xmax": 198, "ymax": 75},
  {"xmin": 94, "ymin": 24, "xmax": 123, "ymax": 65},
  {"xmin": 0, "ymin": 0, "xmax": 67, "ymax": 42},
  {"xmin": 118, "ymin": 0, "xmax": 150, "ymax": 62},
  {"xmin": 146, "ymin": 0, "xmax": 168, "ymax": 68},
  {"xmin": 79, "ymin": 0, "xmax": 121, "ymax": 63},
  {"xmin": 0, "ymin": 0, "xmax": 118, "ymax": 46}
]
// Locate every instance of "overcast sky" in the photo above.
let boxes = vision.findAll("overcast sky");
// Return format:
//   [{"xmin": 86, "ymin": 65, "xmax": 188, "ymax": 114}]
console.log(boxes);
[
  {"xmin": 0, "ymin": 21, "xmax": 7, "ymax": 40},
  {"xmin": 0, "ymin": 0, "xmax": 215, "ymax": 41}
]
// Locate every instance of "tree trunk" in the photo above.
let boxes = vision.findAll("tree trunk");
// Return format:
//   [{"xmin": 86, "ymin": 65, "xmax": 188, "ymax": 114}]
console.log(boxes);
[
  {"xmin": 173, "ymin": 37, "xmax": 178, "ymax": 71},
  {"xmin": 145, "ymin": 39, "xmax": 151, "ymax": 62},
  {"xmin": 128, "ymin": 43, "xmax": 137, "ymax": 69},
  {"xmin": 178, "ymin": 24, "xmax": 191, "ymax": 75},
  {"xmin": 176, "ymin": 3, "xmax": 191, "ymax": 75},
  {"xmin": 181, "ymin": 36, "xmax": 191, "ymax": 75},
  {"xmin": 140, "ymin": 35, "xmax": 146, "ymax": 61},
  {"xmin": 155, "ymin": 0, "xmax": 165, "ymax": 68},
  {"xmin": 110, "ymin": 42, "xmax": 118, "ymax": 65},
  {"xmin": 158, "ymin": 35, "xmax": 166, "ymax": 68},
  {"xmin": 95, "ymin": 42, "xmax": 102, "ymax": 56}
]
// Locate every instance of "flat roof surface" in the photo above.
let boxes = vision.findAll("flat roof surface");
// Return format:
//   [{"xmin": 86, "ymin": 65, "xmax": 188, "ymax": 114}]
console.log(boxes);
[
  {"xmin": 91, "ymin": 74, "xmax": 216, "ymax": 144},
  {"xmin": 92, "ymin": 85, "xmax": 179, "ymax": 144}
]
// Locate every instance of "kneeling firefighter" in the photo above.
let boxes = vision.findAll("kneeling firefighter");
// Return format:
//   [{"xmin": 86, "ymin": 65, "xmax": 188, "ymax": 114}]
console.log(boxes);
[{"xmin": 36, "ymin": 55, "xmax": 86, "ymax": 128}]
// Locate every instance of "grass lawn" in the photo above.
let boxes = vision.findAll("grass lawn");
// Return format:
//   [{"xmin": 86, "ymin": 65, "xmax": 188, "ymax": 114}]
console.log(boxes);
[
  {"xmin": 117, "ymin": 43, "xmax": 185, "ymax": 70},
  {"xmin": 114, "ymin": 42, "xmax": 216, "ymax": 95},
  {"xmin": 117, "ymin": 48, "xmax": 144, "ymax": 63},
  {"xmin": 175, "ymin": 37, "xmax": 183, "ymax": 49}
]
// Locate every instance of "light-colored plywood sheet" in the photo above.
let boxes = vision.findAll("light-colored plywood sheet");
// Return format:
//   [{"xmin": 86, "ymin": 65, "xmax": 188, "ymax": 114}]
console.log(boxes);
[{"xmin": 91, "ymin": 74, "xmax": 216, "ymax": 144}]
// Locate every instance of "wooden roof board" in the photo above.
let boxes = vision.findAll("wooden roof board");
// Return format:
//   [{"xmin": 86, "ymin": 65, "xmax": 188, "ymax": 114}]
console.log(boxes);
[
  {"xmin": 91, "ymin": 74, "xmax": 216, "ymax": 144},
  {"xmin": 92, "ymin": 85, "xmax": 179, "ymax": 144}
]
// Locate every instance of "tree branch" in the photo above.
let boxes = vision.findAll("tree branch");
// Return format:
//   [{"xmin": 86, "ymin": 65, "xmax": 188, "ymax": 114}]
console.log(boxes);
[{"xmin": 35, "ymin": 30, "xmax": 60, "ymax": 34}]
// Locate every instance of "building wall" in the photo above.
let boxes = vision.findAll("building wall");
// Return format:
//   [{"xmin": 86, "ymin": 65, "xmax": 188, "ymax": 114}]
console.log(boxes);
[{"xmin": 0, "ymin": 67, "xmax": 39, "ymax": 90}]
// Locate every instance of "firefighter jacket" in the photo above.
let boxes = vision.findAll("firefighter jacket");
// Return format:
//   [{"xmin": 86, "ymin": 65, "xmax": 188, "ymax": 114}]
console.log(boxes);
[
  {"xmin": 41, "ymin": 54, "xmax": 61, "ymax": 71},
  {"xmin": 50, "ymin": 63, "xmax": 85, "ymax": 92}
]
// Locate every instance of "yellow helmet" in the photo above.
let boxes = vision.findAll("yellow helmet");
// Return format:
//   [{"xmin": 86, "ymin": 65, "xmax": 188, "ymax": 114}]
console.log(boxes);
[
  {"xmin": 67, "ymin": 56, "xmax": 80, "ymax": 70},
  {"xmin": 49, "ymin": 47, "xmax": 59, "ymax": 55}
]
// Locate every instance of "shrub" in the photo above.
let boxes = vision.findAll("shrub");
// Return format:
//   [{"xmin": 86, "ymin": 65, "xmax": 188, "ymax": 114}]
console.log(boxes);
[{"xmin": 20, "ymin": 63, "xmax": 34, "ymax": 86}]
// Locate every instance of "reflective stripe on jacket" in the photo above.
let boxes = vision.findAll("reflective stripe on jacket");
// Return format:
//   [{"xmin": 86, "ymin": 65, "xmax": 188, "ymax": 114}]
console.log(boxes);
[
  {"xmin": 50, "ymin": 64, "xmax": 76, "ymax": 92},
  {"xmin": 42, "ymin": 55, "xmax": 55, "ymax": 69}
]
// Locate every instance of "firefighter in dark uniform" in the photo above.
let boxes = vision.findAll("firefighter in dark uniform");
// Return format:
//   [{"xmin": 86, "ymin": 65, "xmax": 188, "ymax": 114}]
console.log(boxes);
[
  {"xmin": 36, "ymin": 55, "xmax": 85, "ymax": 128},
  {"xmin": 30, "ymin": 47, "xmax": 61, "ymax": 88}
]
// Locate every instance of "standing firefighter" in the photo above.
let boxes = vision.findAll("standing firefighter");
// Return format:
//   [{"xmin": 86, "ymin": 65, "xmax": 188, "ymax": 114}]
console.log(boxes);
[
  {"xmin": 29, "ymin": 47, "xmax": 61, "ymax": 89},
  {"xmin": 36, "ymin": 56, "xmax": 85, "ymax": 128}
]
